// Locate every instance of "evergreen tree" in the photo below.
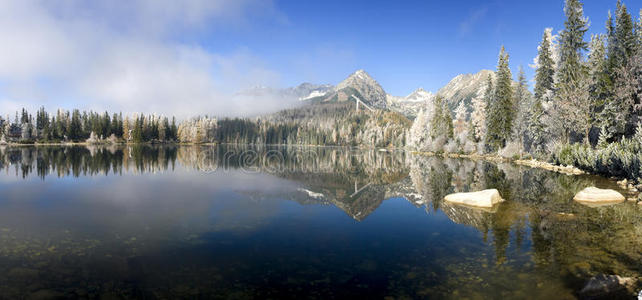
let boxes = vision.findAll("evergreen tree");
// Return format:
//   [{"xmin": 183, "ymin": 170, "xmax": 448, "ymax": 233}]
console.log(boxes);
[
  {"xmin": 534, "ymin": 29, "xmax": 556, "ymax": 101},
  {"xmin": 554, "ymin": 0, "xmax": 589, "ymax": 143},
  {"xmin": 588, "ymin": 34, "xmax": 612, "ymax": 142},
  {"xmin": 69, "ymin": 110, "xmax": 83, "ymax": 141},
  {"xmin": 513, "ymin": 67, "xmax": 531, "ymax": 156},
  {"xmin": 132, "ymin": 115, "xmax": 143, "ymax": 143},
  {"xmin": 612, "ymin": 1, "xmax": 636, "ymax": 68},
  {"xmin": 453, "ymin": 101, "xmax": 468, "ymax": 136},
  {"xmin": 430, "ymin": 95, "xmax": 453, "ymax": 140},
  {"xmin": 470, "ymin": 89, "xmax": 487, "ymax": 142},
  {"xmin": 603, "ymin": 2, "xmax": 640, "ymax": 138},
  {"xmin": 20, "ymin": 108, "xmax": 29, "ymax": 124},
  {"xmin": 485, "ymin": 46, "xmax": 514, "ymax": 151},
  {"xmin": 483, "ymin": 74, "xmax": 494, "ymax": 116},
  {"xmin": 123, "ymin": 117, "xmax": 130, "ymax": 141},
  {"xmin": 529, "ymin": 99, "xmax": 547, "ymax": 154}
]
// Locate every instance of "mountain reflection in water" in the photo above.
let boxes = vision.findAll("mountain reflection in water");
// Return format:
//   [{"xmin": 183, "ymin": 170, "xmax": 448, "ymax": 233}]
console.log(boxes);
[{"xmin": 0, "ymin": 145, "xmax": 640, "ymax": 299}]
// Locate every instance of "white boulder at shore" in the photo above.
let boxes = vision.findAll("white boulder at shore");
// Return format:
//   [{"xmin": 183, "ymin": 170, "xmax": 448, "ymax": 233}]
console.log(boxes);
[
  {"xmin": 573, "ymin": 187, "xmax": 625, "ymax": 205},
  {"xmin": 444, "ymin": 189, "xmax": 504, "ymax": 208}
]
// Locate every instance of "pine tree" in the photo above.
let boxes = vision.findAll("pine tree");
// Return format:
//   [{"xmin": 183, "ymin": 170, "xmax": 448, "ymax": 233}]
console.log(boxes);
[
  {"xmin": 453, "ymin": 101, "xmax": 468, "ymax": 136},
  {"xmin": 513, "ymin": 67, "xmax": 531, "ymax": 156},
  {"xmin": 430, "ymin": 95, "xmax": 453, "ymax": 140},
  {"xmin": 485, "ymin": 46, "xmax": 514, "ymax": 152},
  {"xmin": 408, "ymin": 109, "xmax": 429, "ymax": 150},
  {"xmin": 603, "ymin": 2, "xmax": 640, "ymax": 138},
  {"xmin": 133, "ymin": 115, "xmax": 143, "ymax": 143},
  {"xmin": 587, "ymin": 34, "xmax": 612, "ymax": 143},
  {"xmin": 529, "ymin": 99, "xmax": 547, "ymax": 155},
  {"xmin": 554, "ymin": 0, "xmax": 589, "ymax": 143},
  {"xmin": 470, "ymin": 89, "xmax": 487, "ymax": 142},
  {"xmin": 69, "ymin": 110, "xmax": 83, "ymax": 141},
  {"xmin": 170, "ymin": 117, "xmax": 178, "ymax": 141},
  {"xmin": 613, "ymin": 1, "xmax": 636, "ymax": 68},
  {"xmin": 123, "ymin": 117, "xmax": 130, "ymax": 142},
  {"xmin": 483, "ymin": 74, "xmax": 494, "ymax": 116},
  {"xmin": 597, "ymin": 124, "xmax": 611, "ymax": 148},
  {"xmin": 534, "ymin": 29, "xmax": 556, "ymax": 101}
]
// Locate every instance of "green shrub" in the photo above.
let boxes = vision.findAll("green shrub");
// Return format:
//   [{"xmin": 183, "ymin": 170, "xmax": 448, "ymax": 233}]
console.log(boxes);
[{"xmin": 552, "ymin": 137, "xmax": 642, "ymax": 183}]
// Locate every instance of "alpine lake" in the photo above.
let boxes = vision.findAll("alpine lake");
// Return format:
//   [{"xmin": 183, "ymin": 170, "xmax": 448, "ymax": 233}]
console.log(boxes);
[{"xmin": 0, "ymin": 145, "xmax": 640, "ymax": 299}]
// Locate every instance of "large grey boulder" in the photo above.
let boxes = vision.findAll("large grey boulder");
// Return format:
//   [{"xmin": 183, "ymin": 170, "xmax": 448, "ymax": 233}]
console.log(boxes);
[
  {"xmin": 444, "ymin": 189, "xmax": 504, "ymax": 208},
  {"xmin": 574, "ymin": 187, "xmax": 625, "ymax": 206}
]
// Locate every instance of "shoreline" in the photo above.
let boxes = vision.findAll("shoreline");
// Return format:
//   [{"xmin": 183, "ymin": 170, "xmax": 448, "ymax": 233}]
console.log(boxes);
[
  {"xmin": 2, "ymin": 142, "xmax": 640, "ymax": 198},
  {"xmin": 412, "ymin": 150, "xmax": 641, "ymax": 200}
]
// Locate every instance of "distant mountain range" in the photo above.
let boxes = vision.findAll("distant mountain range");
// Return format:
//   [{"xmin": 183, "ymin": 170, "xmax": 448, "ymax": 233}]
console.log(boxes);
[{"xmin": 238, "ymin": 69, "xmax": 495, "ymax": 119}]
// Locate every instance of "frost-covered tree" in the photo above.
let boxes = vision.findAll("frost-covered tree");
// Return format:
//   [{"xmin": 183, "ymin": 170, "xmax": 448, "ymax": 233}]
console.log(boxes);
[
  {"xmin": 611, "ymin": 1, "xmax": 637, "ymax": 70},
  {"xmin": 485, "ymin": 46, "xmax": 513, "ymax": 152},
  {"xmin": 553, "ymin": 0, "xmax": 589, "ymax": 143},
  {"xmin": 602, "ymin": 2, "xmax": 640, "ymax": 138},
  {"xmin": 637, "ymin": 10, "xmax": 642, "ymax": 48},
  {"xmin": 469, "ymin": 88, "xmax": 487, "ymax": 142},
  {"xmin": 453, "ymin": 101, "xmax": 468, "ymax": 136},
  {"xmin": 529, "ymin": 98, "xmax": 547, "ymax": 155},
  {"xmin": 587, "ymin": 34, "xmax": 610, "ymax": 118},
  {"xmin": 533, "ymin": 29, "xmax": 557, "ymax": 101},
  {"xmin": 430, "ymin": 95, "xmax": 453, "ymax": 140},
  {"xmin": 512, "ymin": 67, "xmax": 532, "ymax": 156},
  {"xmin": 408, "ymin": 109, "xmax": 431, "ymax": 150}
]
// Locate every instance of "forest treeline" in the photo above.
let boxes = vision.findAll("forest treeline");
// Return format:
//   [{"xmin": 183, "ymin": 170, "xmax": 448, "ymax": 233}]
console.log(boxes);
[
  {"xmin": 407, "ymin": 0, "xmax": 642, "ymax": 182},
  {"xmin": 1, "ymin": 101, "xmax": 410, "ymax": 148},
  {"xmin": 0, "ymin": 108, "xmax": 178, "ymax": 144},
  {"xmin": 178, "ymin": 102, "xmax": 409, "ymax": 147}
]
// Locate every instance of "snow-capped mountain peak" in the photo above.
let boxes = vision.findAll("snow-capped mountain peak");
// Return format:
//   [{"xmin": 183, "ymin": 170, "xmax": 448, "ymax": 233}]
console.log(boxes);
[
  {"xmin": 335, "ymin": 69, "xmax": 387, "ymax": 109},
  {"xmin": 386, "ymin": 87, "xmax": 434, "ymax": 118},
  {"xmin": 405, "ymin": 88, "xmax": 433, "ymax": 102}
]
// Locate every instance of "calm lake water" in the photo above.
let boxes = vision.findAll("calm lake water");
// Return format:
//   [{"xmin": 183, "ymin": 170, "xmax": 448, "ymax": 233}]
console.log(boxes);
[{"xmin": 0, "ymin": 145, "xmax": 640, "ymax": 299}]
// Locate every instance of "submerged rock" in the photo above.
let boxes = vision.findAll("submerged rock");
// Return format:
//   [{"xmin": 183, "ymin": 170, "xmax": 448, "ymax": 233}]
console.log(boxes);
[
  {"xmin": 579, "ymin": 274, "xmax": 636, "ymax": 299},
  {"xmin": 444, "ymin": 189, "xmax": 504, "ymax": 208},
  {"xmin": 573, "ymin": 187, "xmax": 625, "ymax": 206},
  {"xmin": 27, "ymin": 289, "xmax": 65, "ymax": 300}
]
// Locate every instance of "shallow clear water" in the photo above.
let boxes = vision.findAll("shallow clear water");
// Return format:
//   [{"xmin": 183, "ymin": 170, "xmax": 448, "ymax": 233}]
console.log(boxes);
[{"xmin": 0, "ymin": 145, "xmax": 640, "ymax": 299}]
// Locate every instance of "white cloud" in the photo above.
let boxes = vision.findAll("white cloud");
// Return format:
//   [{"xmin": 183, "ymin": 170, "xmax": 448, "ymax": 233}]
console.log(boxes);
[
  {"xmin": 0, "ymin": 0, "xmax": 289, "ymax": 118},
  {"xmin": 459, "ymin": 7, "xmax": 488, "ymax": 37}
]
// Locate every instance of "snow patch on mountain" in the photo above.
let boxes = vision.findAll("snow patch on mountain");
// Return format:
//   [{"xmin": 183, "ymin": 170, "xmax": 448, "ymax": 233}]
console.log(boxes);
[
  {"xmin": 299, "ymin": 90, "xmax": 328, "ymax": 101},
  {"xmin": 437, "ymin": 70, "xmax": 495, "ymax": 111},
  {"xmin": 386, "ymin": 88, "xmax": 434, "ymax": 118},
  {"xmin": 335, "ymin": 69, "xmax": 388, "ymax": 109}
]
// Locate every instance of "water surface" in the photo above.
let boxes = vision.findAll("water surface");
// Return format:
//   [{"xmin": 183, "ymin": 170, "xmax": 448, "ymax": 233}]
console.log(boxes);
[{"xmin": 0, "ymin": 145, "xmax": 640, "ymax": 299}]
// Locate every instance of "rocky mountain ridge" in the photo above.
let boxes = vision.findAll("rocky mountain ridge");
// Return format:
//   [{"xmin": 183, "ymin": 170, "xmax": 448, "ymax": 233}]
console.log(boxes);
[{"xmin": 238, "ymin": 69, "xmax": 498, "ymax": 118}]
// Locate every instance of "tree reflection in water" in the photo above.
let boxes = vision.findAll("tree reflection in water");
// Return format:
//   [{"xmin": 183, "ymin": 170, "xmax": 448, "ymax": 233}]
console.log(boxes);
[{"xmin": 0, "ymin": 145, "xmax": 640, "ymax": 298}]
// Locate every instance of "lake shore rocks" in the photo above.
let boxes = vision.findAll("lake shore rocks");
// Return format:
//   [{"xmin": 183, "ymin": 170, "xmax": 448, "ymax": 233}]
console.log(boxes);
[
  {"xmin": 514, "ymin": 159, "xmax": 585, "ymax": 175},
  {"xmin": 413, "ymin": 152, "xmax": 587, "ymax": 176},
  {"xmin": 573, "ymin": 187, "xmax": 625, "ymax": 206},
  {"xmin": 579, "ymin": 274, "xmax": 637, "ymax": 299},
  {"xmin": 444, "ymin": 189, "xmax": 504, "ymax": 208}
]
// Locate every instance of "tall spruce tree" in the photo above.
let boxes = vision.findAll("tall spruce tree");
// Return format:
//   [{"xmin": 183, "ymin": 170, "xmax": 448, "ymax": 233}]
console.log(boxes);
[
  {"xmin": 613, "ymin": 1, "xmax": 636, "ymax": 68},
  {"xmin": 430, "ymin": 95, "xmax": 453, "ymax": 140},
  {"xmin": 603, "ymin": 2, "xmax": 639, "ymax": 138},
  {"xmin": 513, "ymin": 67, "xmax": 531, "ymax": 156},
  {"xmin": 481, "ymin": 74, "xmax": 494, "ymax": 150},
  {"xmin": 485, "ymin": 46, "xmax": 514, "ymax": 152},
  {"xmin": 529, "ymin": 98, "xmax": 547, "ymax": 155},
  {"xmin": 534, "ymin": 30, "xmax": 556, "ymax": 101},
  {"xmin": 587, "ymin": 34, "xmax": 613, "ymax": 144},
  {"xmin": 554, "ymin": 0, "xmax": 589, "ymax": 143}
]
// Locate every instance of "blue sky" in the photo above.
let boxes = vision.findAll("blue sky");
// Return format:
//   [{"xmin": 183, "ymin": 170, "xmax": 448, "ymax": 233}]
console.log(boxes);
[
  {"xmin": 0, "ymin": 0, "xmax": 639, "ymax": 117},
  {"xmin": 215, "ymin": 0, "xmax": 640, "ymax": 95}
]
